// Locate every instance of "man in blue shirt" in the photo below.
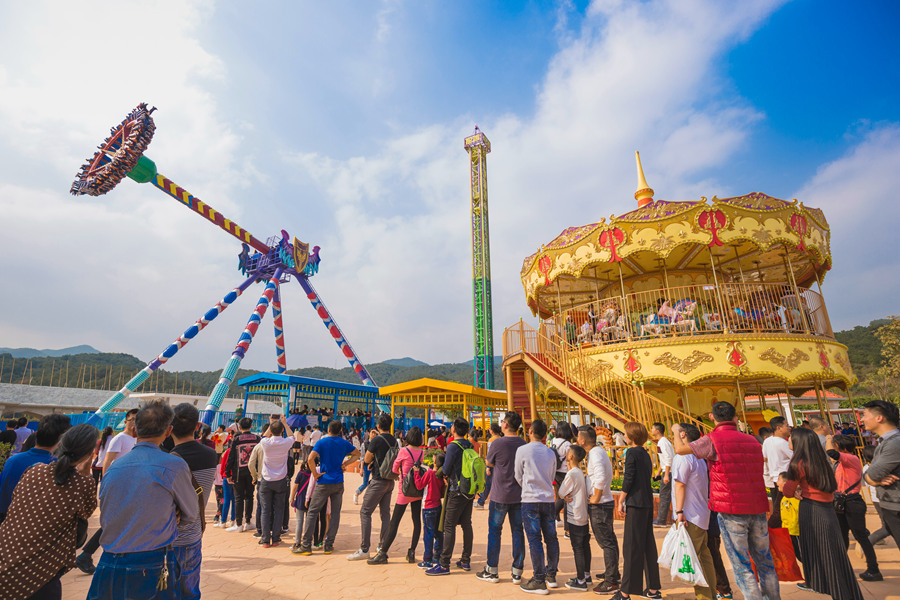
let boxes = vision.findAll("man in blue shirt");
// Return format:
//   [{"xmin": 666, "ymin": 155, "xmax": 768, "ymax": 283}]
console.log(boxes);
[
  {"xmin": 297, "ymin": 419, "xmax": 359, "ymax": 555},
  {"xmin": 0, "ymin": 414, "xmax": 70, "ymax": 523},
  {"xmin": 86, "ymin": 402, "xmax": 199, "ymax": 600}
]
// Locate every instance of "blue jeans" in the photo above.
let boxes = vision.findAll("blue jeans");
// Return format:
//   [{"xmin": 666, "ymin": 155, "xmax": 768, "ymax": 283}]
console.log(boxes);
[
  {"xmin": 221, "ymin": 481, "xmax": 236, "ymax": 522},
  {"xmin": 356, "ymin": 463, "xmax": 370, "ymax": 495},
  {"xmin": 718, "ymin": 513, "xmax": 780, "ymax": 600},
  {"xmin": 173, "ymin": 540, "xmax": 202, "ymax": 600},
  {"xmin": 477, "ymin": 470, "xmax": 493, "ymax": 506},
  {"xmin": 522, "ymin": 502, "xmax": 559, "ymax": 581},
  {"xmin": 422, "ymin": 506, "xmax": 443, "ymax": 563},
  {"xmin": 486, "ymin": 501, "xmax": 525, "ymax": 576},
  {"xmin": 86, "ymin": 548, "xmax": 180, "ymax": 600}
]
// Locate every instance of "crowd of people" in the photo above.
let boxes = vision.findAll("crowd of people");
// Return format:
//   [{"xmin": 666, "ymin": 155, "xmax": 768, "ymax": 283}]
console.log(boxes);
[{"xmin": 0, "ymin": 398, "xmax": 898, "ymax": 599}]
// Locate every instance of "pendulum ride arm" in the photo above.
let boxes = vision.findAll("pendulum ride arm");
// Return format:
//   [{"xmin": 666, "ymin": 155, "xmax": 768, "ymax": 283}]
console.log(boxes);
[
  {"xmin": 148, "ymin": 167, "xmax": 270, "ymax": 254},
  {"xmin": 273, "ymin": 283, "xmax": 287, "ymax": 374},
  {"xmin": 202, "ymin": 269, "xmax": 283, "ymax": 424},
  {"xmin": 87, "ymin": 274, "xmax": 258, "ymax": 427},
  {"xmin": 296, "ymin": 276, "xmax": 376, "ymax": 387}
]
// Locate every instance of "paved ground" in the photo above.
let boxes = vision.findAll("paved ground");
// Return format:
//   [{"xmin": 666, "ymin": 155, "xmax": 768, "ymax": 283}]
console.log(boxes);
[{"xmin": 62, "ymin": 472, "xmax": 900, "ymax": 599}]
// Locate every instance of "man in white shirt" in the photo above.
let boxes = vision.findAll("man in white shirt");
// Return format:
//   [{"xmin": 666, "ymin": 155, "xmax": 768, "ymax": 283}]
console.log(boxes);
[
  {"xmin": 103, "ymin": 408, "xmax": 139, "ymax": 474},
  {"xmin": 577, "ymin": 426, "xmax": 620, "ymax": 594},
  {"xmin": 257, "ymin": 416, "xmax": 295, "ymax": 547},
  {"xmin": 651, "ymin": 422, "xmax": 675, "ymax": 527},
  {"xmin": 762, "ymin": 416, "xmax": 793, "ymax": 528},
  {"xmin": 671, "ymin": 423, "xmax": 716, "ymax": 600},
  {"xmin": 309, "ymin": 425, "xmax": 322, "ymax": 447}
]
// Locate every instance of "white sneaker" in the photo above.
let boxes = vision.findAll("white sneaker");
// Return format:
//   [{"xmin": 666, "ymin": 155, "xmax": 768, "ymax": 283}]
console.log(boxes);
[
  {"xmin": 347, "ymin": 548, "xmax": 370, "ymax": 561},
  {"xmin": 353, "ymin": 493, "xmax": 359, "ymax": 505},
  {"xmin": 225, "ymin": 524, "xmax": 241, "ymax": 532},
  {"xmin": 241, "ymin": 523, "xmax": 253, "ymax": 532}
]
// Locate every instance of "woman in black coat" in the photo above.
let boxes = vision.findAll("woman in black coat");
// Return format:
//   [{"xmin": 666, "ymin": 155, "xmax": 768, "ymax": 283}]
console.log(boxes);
[{"xmin": 615, "ymin": 422, "xmax": 661, "ymax": 600}]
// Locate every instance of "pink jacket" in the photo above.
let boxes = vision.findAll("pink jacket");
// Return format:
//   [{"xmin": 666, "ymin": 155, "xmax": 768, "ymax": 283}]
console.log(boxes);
[{"xmin": 393, "ymin": 446, "xmax": 424, "ymax": 505}]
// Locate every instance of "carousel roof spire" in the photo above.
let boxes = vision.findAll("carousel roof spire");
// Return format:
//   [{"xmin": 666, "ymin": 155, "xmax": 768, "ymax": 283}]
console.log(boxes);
[{"xmin": 634, "ymin": 151, "xmax": 655, "ymax": 208}]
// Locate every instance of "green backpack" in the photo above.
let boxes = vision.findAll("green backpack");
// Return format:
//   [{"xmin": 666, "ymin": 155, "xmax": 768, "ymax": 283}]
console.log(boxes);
[{"xmin": 453, "ymin": 440, "xmax": 486, "ymax": 497}]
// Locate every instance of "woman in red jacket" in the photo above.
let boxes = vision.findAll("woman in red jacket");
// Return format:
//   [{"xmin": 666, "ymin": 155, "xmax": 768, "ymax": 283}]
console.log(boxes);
[{"xmin": 782, "ymin": 428, "xmax": 863, "ymax": 600}]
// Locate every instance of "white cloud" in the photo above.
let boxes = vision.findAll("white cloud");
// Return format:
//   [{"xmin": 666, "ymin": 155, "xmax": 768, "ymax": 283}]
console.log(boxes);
[{"xmin": 792, "ymin": 124, "xmax": 900, "ymax": 329}]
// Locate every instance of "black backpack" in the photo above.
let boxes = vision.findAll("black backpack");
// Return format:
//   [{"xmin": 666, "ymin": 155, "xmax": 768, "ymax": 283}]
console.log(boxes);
[
  {"xmin": 376, "ymin": 434, "xmax": 400, "ymax": 480},
  {"xmin": 401, "ymin": 448, "xmax": 425, "ymax": 498}
]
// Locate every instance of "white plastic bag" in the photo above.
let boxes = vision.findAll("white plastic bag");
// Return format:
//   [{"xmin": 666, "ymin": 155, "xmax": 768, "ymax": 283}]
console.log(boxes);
[
  {"xmin": 669, "ymin": 523, "xmax": 708, "ymax": 587},
  {"xmin": 657, "ymin": 523, "xmax": 681, "ymax": 569}
]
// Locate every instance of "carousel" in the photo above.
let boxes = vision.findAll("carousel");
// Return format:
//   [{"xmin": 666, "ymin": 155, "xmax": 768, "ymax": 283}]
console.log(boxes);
[{"xmin": 504, "ymin": 152, "xmax": 855, "ymax": 433}]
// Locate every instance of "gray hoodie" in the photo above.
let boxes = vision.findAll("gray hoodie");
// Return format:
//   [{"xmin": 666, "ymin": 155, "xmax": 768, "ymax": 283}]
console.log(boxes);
[
  {"xmin": 514, "ymin": 441, "xmax": 556, "ymax": 503},
  {"xmin": 868, "ymin": 429, "xmax": 900, "ymax": 511}
]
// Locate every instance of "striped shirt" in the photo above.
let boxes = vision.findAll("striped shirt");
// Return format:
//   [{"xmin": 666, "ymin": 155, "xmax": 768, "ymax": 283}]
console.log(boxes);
[{"xmin": 171, "ymin": 441, "xmax": 218, "ymax": 547}]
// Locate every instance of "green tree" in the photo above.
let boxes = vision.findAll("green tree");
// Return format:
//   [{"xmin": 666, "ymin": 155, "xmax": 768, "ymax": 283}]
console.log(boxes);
[{"xmin": 875, "ymin": 316, "xmax": 900, "ymax": 377}]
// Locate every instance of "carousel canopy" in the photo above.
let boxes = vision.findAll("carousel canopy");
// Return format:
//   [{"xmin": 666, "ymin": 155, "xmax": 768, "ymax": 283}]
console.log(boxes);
[{"xmin": 522, "ymin": 152, "xmax": 831, "ymax": 318}]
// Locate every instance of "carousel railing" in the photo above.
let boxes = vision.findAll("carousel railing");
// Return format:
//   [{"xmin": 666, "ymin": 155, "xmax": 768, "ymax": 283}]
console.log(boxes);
[
  {"xmin": 555, "ymin": 281, "xmax": 833, "ymax": 348},
  {"xmin": 503, "ymin": 321, "xmax": 710, "ymax": 433}
]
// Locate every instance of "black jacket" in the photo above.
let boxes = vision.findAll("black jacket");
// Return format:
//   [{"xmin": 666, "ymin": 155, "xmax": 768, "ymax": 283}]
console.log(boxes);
[
  {"xmin": 225, "ymin": 432, "xmax": 260, "ymax": 482},
  {"xmin": 621, "ymin": 446, "xmax": 653, "ymax": 509}
]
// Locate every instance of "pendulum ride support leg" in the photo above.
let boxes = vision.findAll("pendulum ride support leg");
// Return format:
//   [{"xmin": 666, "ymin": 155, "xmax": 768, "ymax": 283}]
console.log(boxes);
[
  {"xmin": 202, "ymin": 269, "xmax": 283, "ymax": 424},
  {"xmin": 273, "ymin": 283, "xmax": 287, "ymax": 374},
  {"xmin": 87, "ymin": 274, "xmax": 258, "ymax": 427},
  {"xmin": 295, "ymin": 275, "xmax": 376, "ymax": 386}
]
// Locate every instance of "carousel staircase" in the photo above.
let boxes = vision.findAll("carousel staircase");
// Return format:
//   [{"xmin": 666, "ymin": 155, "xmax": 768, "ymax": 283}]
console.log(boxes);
[
  {"xmin": 502, "ymin": 321, "xmax": 708, "ymax": 433},
  {"xmin": 506, "ymin": 362, "xmax": 536, "ymax": 424}
]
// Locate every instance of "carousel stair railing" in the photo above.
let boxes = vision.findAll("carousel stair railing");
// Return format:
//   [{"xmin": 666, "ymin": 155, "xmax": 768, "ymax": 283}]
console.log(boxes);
[{"xmin": 504, "ymin": 321, "xmax": 710, "ymax": 434}]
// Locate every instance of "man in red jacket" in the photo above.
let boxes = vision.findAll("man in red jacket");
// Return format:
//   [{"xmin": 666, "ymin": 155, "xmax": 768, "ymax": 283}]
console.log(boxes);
[{"xmin": 673, "ymin": 402, "xmax": 780, "ymax": 600}]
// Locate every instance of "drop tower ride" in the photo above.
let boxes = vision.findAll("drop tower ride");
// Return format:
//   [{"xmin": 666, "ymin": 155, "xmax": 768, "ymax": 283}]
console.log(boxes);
[{"xmin": 465, "ymin": 127, "xmax": 494, "ymax": 389}]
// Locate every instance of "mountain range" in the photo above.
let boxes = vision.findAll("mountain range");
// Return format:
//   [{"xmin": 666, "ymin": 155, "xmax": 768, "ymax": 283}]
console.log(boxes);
[{"xmin": 0, "ymin": 345, "xmax": 101, "ymax": 358}]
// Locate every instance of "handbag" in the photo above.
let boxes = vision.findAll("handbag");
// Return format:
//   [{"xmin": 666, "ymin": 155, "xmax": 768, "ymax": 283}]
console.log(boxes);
[
  {"xmin": 833, "ymin": 477, "xmax": 861, "ymax": 515},
  {"xmin": 75, "ymin": 517, "xmax": 88, "ymax": 549}
]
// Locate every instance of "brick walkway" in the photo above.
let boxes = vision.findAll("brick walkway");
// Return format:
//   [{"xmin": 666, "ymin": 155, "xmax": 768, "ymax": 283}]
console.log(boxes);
[{"xmin": 62, "ymin": 473, "xmax": 899, "ymax": 599}]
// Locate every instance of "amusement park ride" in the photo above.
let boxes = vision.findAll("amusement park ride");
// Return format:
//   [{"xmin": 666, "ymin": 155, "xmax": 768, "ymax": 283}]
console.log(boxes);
[
  {"xmin": 71, "ymin": 104, "xmax": 375, "ymax": 426},
  {"xmin": 503, "ymin": 151, "xmax": 856, "ymax": 434},
  {"xmin": 465, "ymin": 128, "xmax": 495, "ymax": 390}
]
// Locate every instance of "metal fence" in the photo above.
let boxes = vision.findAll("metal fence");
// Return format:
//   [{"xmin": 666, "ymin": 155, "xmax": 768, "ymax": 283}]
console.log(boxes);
[{"xmin": 555, "ymin": 280, "xmax": 832, "ymax": 348}]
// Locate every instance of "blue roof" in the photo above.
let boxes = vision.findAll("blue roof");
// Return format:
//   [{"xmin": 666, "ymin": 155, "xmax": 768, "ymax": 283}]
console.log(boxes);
[{"xmin": 236, "ymin": 372, "xmax": 387, "ymax": 398}]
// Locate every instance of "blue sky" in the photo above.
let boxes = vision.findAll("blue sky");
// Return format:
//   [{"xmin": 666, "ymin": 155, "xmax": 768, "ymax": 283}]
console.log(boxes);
[{"xmin": 0, "ymin": 0, "xmax": 898, "ymax": 375}]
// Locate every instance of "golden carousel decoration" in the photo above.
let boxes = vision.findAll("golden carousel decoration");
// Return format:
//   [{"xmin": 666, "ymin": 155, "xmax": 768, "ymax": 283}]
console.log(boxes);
[{"xmin": 503, "ymin": 152, "xmax": 854, "ymax": 432}]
